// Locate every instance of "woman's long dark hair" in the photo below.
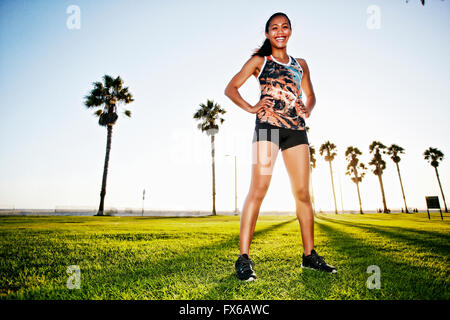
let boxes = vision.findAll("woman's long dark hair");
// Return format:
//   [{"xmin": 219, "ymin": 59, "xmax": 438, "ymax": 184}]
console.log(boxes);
[{"xmin": 252, "ymin": 12, "xmax": 292, "ymax": 57}]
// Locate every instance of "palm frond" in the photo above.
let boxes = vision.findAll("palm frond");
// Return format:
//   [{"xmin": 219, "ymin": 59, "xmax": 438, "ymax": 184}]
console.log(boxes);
[
  {"xmin": 103, "ymin": 75, "xmax": 115, "ymax": 89},
  {"xmin": 93, "ymin": 81, "xmax": 104, "ymax": 90},
  {"xmin": 113, "ymin": 76, "xmax": 123, "ymax": 92}
]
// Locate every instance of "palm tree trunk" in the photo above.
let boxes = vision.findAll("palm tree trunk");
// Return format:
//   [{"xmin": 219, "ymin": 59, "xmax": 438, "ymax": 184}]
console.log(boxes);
[
  {"xmin": 211, "ymin": 135, "xmax": 216, "ymax": 216},
  {"xmin": 356, "ymin": 181, "xmax": 363, "ymax": 214},
  {"xmin": 338, "ymin": 171, "xmax": 344, "ymax": 213},
  {"xmin": 352, "ymin": 168, "xmax": 363, "ymax": 214},
  {"xmin": 97, "ymin": 124, "xmax": 113, "ymax": 216},
  {"xmin": 396, "ymin": 162, "xmax": 409, "ymax": 213},
  {"xmin": 435, "ymin": 167, "xmax": 448, "ymax": 213},
  {"xmin": 377, "ymin": 172, "xmax": 388, "ymax": 213},
  {"xmin": 328, "ymin": 161, "xmax": 338, "ymax": 214}
]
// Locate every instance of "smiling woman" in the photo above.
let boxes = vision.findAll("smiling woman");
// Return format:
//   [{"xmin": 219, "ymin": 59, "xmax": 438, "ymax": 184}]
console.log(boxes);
[
  {"xmin": 252, "ymin": 14, "xmax": 305, "ymax": 130},
  {"xmin": 224, "ymin": 12, "xmax": 336, "ymax": 282}
]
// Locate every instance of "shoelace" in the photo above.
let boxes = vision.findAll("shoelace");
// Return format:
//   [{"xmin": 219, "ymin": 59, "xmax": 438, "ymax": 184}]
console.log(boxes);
[
  {"xmin": 310, "ymin": 253, "xmax": 326, "ymax": 266},
  {"xmin": 238, "ymin": 258, "xmax": 254, "ymax": 273}
]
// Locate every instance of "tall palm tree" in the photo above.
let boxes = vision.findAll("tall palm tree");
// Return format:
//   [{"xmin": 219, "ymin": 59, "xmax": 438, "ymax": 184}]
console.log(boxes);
[
  {"xmin": 84, "ymin": 75, "xmax": 134, "ymax": 216},
  {"xmin": 319, "ymin": 141, "xmax": 338, "ymax": 214},
  {"xmin": 387, "ymin": 144, "xmax": 409, "ymax": 213},
  {"xmin": 369, "ymin": 141, "xmax": 389, "ymax": 213},
  {"xmin": 345, "ymin": 146, "xmax": 367, "ymax": 214},
  {"xmin": 193, "ymin": 99, "xmax": 226, "ymax": 216},
  {"xmin": 424, "ymin": 147, "xmax": 448, "ymax": 213}
]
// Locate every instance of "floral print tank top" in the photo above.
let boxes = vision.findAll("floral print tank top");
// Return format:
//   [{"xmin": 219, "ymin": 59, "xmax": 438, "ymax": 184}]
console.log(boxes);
[{"xmin": 256, "ymin": 54, "xmax": 305, "ymax": 130}]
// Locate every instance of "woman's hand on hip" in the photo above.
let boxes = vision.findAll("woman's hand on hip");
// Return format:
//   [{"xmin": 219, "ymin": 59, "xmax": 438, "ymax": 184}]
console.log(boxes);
[
  {"xmin": 247, "ymin": 96, "xmax": 274, "ymax": 114},
  {"xmin": 297, "ymin": 100, "xmax": 311, "ymax": 118}
]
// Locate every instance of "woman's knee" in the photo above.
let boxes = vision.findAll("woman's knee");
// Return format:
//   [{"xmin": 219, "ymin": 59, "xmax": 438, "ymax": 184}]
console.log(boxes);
[
  {"xmin": 248, "ymin": 184, "xmax": 270, "ymax": 202},
  {"xmin": 292, "ymin": 186, "xmax": 311, "ymax": 203}
]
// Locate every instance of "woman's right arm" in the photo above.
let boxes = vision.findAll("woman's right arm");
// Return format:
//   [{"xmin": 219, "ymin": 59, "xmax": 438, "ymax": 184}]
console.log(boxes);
[{"xmin": 224, "ymin": 56, "xmax": 274, "ymax": 114}]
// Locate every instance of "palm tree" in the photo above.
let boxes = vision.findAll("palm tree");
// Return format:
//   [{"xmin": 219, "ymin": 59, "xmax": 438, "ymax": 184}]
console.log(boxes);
[
  {"xmin": 319, "ymin": 141, "xmax": 338, "ymax": 214},
  {"xmin": 369, "ymin": 141, "xmax": 389, "ymax": 213},
  {"xmin": 193, "ymin": 99, "xmax": 226, "ymax": 216},
  {"xmin": 387, "ymin": 144, "xmax": 409, "ymax": 213},
  {"xmin": 345, "ymin": 146, "xmax": 367, "ymax": 214},
  {"xmin": 84, "ymin": 75, "xmax": 134, "ymax": 216},
  {"xmin": 424, "ymin": 147, "xmax": 448, "ymax": 213}
]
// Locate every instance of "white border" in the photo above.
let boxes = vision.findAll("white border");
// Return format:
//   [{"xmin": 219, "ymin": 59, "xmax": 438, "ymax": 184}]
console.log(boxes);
[{"xmin": 270, "ymin": 54, "xmax": 291, "ymax": 66}]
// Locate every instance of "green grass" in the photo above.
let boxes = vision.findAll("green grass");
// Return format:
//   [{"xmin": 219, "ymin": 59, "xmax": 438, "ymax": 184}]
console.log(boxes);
[{"xmin": 0, "ymin": 213, "xmax": 449, "ymax": 300}]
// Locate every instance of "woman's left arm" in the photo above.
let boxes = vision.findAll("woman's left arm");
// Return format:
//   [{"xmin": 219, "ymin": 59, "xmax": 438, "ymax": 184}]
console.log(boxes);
[{"xmin": 296, "ymin": 58, "xmax": 316, "ymax": 118}]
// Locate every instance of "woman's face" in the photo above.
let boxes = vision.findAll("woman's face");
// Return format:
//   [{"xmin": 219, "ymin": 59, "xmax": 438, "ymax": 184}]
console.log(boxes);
[{"xmin": 265, "ymin": 15, "xmax": 292, "ymax": 49}]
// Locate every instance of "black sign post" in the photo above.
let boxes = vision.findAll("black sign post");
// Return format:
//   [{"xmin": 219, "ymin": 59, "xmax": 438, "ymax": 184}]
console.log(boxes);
[{"xmin": 425, "ymin": 196, "xmax": 443, "ymax": 221}]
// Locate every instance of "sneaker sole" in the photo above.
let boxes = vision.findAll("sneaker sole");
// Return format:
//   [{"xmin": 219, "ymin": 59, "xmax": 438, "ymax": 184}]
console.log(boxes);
[
  {"xmin": 237, "ymin": 275, "xmax": 257, "ymax": 282},
  {"xmin": 301, "ymin": 264, "xmax": 337, "ymax": 274}
]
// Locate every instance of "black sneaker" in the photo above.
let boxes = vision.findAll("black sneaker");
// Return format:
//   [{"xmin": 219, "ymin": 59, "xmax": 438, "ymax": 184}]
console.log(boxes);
[
  {"xmin": 235, "ymin": 254, "xmax": 257, "ymax": 281},
  {"xmin": 301, "ymin": 249, "xmax": 337, "ymax": 274}
]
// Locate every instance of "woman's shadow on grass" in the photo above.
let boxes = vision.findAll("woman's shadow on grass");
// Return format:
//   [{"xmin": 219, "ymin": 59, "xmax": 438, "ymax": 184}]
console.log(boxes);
[
  {"xmin": 313, "ymin": 215, "xmax": 449, "ymax": 299},
  {"xmin": 317, "ymin": 215, "xmax": 450, "ymax": 257}
]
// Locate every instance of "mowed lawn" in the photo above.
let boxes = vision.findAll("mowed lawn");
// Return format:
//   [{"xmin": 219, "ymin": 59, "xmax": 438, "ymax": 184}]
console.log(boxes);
[{"xmin": 0, "ymin": 213, "xmax": 448, "ymax": 300}]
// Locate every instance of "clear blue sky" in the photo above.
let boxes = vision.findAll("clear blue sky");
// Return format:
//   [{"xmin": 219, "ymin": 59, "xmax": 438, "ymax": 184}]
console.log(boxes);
[{"xmin": 1, "ymin": 0, "xmax": 449, "ymax": 212}]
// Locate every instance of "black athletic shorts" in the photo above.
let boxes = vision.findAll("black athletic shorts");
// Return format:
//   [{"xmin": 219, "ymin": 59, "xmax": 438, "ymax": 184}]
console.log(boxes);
[{"xmin": 252, "ymin": 122, "xmax": 309, "ymax": 151}]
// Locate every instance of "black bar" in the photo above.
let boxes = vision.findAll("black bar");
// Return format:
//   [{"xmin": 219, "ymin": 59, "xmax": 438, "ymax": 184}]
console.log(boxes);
[{"xmin": 0, "ymin": 300, "xmax": 448, "ymax": 319}]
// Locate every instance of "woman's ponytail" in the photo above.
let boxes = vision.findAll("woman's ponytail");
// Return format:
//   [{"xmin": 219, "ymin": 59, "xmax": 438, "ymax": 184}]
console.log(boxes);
[{"xmin": 252, "ymin": 38, "xmax": 272, "ymax": 57}]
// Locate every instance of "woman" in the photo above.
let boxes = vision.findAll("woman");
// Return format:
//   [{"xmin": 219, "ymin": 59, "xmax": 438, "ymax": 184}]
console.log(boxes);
[{"xmin": 224, "ymin": 12, "xmax": 337, "ymax": 281}]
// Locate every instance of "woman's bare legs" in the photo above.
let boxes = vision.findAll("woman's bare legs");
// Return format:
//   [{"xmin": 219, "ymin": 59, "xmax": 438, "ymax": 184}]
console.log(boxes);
[
  {"xmin": 281, "ymin": 143, "xmax": 314, "ymax": 255},
  {"xmin": 239, "ymin": 140, "xmax": 280, "ymax": 255}
]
